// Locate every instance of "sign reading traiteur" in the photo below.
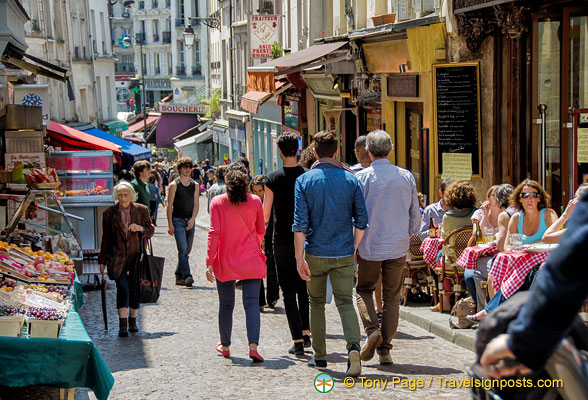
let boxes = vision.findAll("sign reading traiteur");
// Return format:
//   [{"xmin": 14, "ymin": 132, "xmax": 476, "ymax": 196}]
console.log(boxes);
[{"xmin": 250, "ymin": 15, "xmax": 280, "ymax": 58}]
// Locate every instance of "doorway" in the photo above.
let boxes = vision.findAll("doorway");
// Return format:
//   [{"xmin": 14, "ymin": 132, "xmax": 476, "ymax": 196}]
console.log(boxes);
[{"xmin": 405, "ymin": 103, "xmax": 425, "ymax": 195}]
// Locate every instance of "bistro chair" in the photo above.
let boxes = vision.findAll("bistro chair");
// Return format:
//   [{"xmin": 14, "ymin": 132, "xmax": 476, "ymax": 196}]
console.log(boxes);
[
  {"xmin": 401, "ymin": 235, "xmax": 436, "ymax": 306},
  {"xmin": 434, "ymin": 226, "xmax": 473, "ymax": 311}
]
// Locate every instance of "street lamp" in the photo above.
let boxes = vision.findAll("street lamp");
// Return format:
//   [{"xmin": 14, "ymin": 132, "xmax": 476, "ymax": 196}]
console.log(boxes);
[
  {"xmin": 123, "ymin": 33, "xmax": 148, "ymax": 138},
  {"xmin": 182, "ymin": 25, "xmax": 195, "ymax": 49}
]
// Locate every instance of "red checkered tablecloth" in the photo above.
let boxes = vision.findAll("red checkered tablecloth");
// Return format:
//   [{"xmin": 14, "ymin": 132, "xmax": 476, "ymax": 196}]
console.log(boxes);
[
  {"xmin": 456, "ymin": 245, "xmax": 500, "ymax": 270},
  {"xmin": 489, "ymin": 251, "xmax": 550, "ymax": 298},
  {"xmin": 420, "ymin": 237, "xmax": 444, "ymax": 267}
]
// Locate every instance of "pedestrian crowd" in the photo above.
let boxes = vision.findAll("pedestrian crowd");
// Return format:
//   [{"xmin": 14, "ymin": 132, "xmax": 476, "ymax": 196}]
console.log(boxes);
[{"xmin": 100, "ymin": 129, "xmax": 588, "ymax": 382}]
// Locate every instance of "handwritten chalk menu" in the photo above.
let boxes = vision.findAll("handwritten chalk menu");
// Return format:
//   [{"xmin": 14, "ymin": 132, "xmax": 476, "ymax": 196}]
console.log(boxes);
[{"xmin": 434, "ymin": 63, "xmax": 481, "ymax": 176}]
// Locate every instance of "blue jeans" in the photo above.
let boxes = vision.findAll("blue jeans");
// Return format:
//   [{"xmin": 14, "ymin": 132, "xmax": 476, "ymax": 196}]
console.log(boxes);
[
  {"xmin": 464, "ymin": 268, "xmax": 477, "ymax": 309},
  {"xmin": 485, "ymin": 288, "xmax": 506, "ymax": 313},
  {"xmin": 173, "ymin": 217, "xmax": 195, "ymax": 280},
  {"xmin": 216, "ymin": 279, "xmax": 261, "ymax": 346}
]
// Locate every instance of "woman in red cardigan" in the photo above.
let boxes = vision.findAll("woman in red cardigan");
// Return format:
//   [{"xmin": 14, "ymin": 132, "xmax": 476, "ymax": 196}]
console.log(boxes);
[{"xmin": 206, "ymin": 165, "xmax": 266, "ymax": 362}]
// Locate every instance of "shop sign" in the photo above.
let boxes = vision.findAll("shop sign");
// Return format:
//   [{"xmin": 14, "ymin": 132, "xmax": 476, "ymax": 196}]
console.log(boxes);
[
  {"xmin": 145, "ymin": 79, "xmax": 171, "ymax": 89},
  {"xmin": 115, "ymin": 75, "xmax": 134, "ymax": 82},
  {"xmin": 366, "ymin": 109, "xmax": 381, "ymax": 132},
  {"xmin": 250, "ymin": 15, "xmax": 280, "ymax": 59},
  {"xmin": 12, "ymin": 84, "xmax": 50, "ymax": 124},
  {"xmin": 387, "ymin": 75, "xmax": 419, "ymax": 97},
  {"xmin": 161, "ymin": 104, "xmax": 206, "ymax": 114},
  {"xmin": 323, "ymin": 109, "xmax": 342, "ymax": 131},
  {"xmin": 5, "ymin": 152, "xmax": 46, "ymax": 170}
]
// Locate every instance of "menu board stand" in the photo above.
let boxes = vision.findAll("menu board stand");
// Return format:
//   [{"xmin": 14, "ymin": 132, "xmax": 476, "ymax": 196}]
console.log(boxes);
[{"xmin": 433, "ymin": 62, "xmax": 482, "ymax": 178}]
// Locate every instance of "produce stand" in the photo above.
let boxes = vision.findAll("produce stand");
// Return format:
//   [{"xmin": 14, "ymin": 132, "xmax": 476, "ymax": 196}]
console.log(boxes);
[{"xmin": 0, "ymin": 275, "xmax": 114, "ymax": 400}]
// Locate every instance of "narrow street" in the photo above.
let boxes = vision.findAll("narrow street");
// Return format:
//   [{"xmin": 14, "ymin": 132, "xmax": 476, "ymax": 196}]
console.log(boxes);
[{"xmin": 75, "ymin": 200, "xmax": 475, "ymax": 399}]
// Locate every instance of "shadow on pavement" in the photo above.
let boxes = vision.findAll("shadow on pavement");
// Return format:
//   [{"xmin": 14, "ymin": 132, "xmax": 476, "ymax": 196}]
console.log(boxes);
[
  {"xmin": 394, "ymin": 331, "xmax": 435, "ymax": 340},
  {"xmin": 226, "ymin": 355, "xmax": 297, "ymax": 370}
]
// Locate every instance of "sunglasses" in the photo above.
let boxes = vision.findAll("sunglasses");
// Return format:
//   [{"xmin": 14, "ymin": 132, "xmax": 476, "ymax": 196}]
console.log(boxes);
[{"xmin": 520, "ymin": 192, "xmax": 539, "ymax": 199}]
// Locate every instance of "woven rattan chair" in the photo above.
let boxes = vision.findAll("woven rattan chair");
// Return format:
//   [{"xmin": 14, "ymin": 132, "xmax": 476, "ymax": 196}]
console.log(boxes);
[
  {"xmin": 401, "ymin": 235, "xmax": 436, "ymax": 306},
  {"xmin": 433, "ymin": 226, "xmax": 473, "ymax": 311}
]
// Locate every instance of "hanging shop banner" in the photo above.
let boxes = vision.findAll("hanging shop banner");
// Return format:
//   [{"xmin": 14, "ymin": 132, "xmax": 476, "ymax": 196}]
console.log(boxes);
[
  {"xmin": 366, "ymin": 109, "xmax": 381, "ymax": 132},
  {"xmin": 250, "ymin": 15, "xmax": 280, "ymax": 59},
  {"xmin": 323, "ymin": 109, "xmax": 342, "ymax": 131},
  {"xmin": 12, "ymin": 84, "xmax": 50, "ymax": 124}
]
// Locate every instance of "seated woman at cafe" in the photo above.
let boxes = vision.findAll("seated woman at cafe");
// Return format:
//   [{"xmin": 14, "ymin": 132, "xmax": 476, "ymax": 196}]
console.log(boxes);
[
  {"xmin": 468, "ymin": 179, "xmax": 557, "ymax": 322},
  {"xmin": 431, "ymin": 180, "xmax": 477, "ymax": 312},
  {"xmin": 542, "ymin": 183, "xmax": 588, "ymax": 244},
  {"xmin": 469, "ymin": 184, "xmax": 515, "ymax": 310}
]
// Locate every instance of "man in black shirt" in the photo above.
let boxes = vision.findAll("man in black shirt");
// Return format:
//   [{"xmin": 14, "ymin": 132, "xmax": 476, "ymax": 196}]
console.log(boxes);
[{"xmin": 263, "ymin": 132, "xmax": 310, "ymax": 356}]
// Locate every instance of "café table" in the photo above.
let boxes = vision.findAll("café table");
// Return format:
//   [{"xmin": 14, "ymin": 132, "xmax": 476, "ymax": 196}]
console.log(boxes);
[
  {"xmin": 420, "ymin": 237, "xmax": 444, "ymax": 267},
  {"xmin": 0, "ymin": 277, "xmax": 114, "ymax": 400},
  {"xmin": 489, "ymin": 250, "xmax": 551, "ymax": 299},
  {"xmin": 456, "ymin": 244, "xmax": 500, "ymax": 270}
]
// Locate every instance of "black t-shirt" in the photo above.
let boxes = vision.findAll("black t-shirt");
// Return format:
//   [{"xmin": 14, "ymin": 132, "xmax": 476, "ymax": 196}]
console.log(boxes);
[
  {"xmin": 265, "ymin": 166, "xmax": 306, "ymax": 248},
  {"xmin": 191, "ymin": 168, "xmax": 201, "ymax": 180}
]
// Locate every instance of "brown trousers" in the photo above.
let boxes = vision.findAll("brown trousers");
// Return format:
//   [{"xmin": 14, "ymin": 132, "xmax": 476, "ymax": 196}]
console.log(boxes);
[{"xmin": 355, "ymin": 253, "xmax": 405, "ymax": 353}]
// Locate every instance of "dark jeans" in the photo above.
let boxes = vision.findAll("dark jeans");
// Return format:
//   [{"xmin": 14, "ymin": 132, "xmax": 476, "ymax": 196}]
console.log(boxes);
[
  {"xmin": 173, "ymin": 217, "xmax": 195, "ymax": 280},
  {"xmin": 259, "ymin": 252, "xmax": 279, "ymax": 307},
  {"xmin": 217, "ymin": 279, "xmax": 261, "ymax": 346},
  {"xmin": 274, "ymin": 245, "xmax": 310, "ymax": 341},
  {"xmin": 115, "ymin": 266, "xmax": 140, "ymax": 309}
]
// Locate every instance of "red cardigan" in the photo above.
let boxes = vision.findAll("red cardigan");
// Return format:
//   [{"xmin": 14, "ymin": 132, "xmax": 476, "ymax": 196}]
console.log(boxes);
[{"xmin": 206, "ymin": 193, "xmax": 266, "ymax": 282}]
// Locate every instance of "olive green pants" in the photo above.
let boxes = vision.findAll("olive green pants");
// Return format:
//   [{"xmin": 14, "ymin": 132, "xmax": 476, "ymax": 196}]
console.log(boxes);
[{"xmin": 305, "ymin": 254, "xmax": 361, "ymax": 361}]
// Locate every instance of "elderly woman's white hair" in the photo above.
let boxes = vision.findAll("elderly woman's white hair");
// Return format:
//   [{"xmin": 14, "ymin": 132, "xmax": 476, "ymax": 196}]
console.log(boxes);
[{"xmin": 113, "ymin": 181, "xmax": 137, "ymax": 202}]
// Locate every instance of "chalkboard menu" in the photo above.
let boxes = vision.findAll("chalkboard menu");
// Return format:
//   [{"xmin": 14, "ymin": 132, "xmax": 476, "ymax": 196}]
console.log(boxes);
[{"xmin": 433, "ymin": 63, "xmax": 481, "ymax": 176}]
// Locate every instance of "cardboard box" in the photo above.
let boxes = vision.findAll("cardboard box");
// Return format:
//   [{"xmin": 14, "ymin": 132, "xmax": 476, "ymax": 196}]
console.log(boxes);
[
  {"xmin": 4, "ymin": 105, "xmax": 43, "ymax": 130},
  {"xmin": 4, "ymin": 130, "xmax": 44, "ymax": 153},
  {"xmin": 5, "ymin": 152, "xmax": 46, "ymax": 170}
]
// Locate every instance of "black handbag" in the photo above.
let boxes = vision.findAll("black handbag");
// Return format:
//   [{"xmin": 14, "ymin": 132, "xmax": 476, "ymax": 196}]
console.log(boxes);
[{"xmin": 132, "ymin": 233, "xmax": 165, "ymax": 304}]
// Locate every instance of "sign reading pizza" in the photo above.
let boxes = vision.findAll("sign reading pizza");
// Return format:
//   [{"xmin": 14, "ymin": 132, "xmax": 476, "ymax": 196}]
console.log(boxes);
[
  {"xmin": 160, "ymin": 104, "xmax": 206, "ymax": 114},
  {"xmin": 250, "ymin": 15, "xmax": 280, "ymax": 59}
]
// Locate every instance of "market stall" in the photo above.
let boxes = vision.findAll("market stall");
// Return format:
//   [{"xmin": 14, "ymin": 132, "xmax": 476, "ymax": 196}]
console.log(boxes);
[{"xmin": 83, "ymin": 127, "xmax": 151, "ymax": 170}]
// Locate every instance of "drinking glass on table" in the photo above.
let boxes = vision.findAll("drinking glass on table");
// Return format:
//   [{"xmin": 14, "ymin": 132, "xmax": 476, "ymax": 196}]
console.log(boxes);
[
  {"xmin": 509, "ymin": 233, "xmax": 523, "ymax": 252},
  {"xmin": 483, "ymin": 227, "xmax": 497, "ymax": 244}
]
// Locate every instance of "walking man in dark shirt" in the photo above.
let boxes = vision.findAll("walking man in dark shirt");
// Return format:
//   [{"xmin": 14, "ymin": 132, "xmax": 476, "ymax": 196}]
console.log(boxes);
[
  {"xmin": 167, "ymin": 156, "xmax": 199, "ymax": 287},
  {"xmin": 263, "ymin": 132, "xmax": 311, "ymax": 356}
]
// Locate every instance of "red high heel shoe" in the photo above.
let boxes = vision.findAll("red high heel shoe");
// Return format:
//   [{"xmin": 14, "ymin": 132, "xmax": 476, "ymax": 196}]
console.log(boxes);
[
  {"xmin": 216, "ymin": 342, "xmax": 230, "ymax": 358},
  {"xmin": 249, "ymin": 348, "xmax": 264, "ymax": 363}
]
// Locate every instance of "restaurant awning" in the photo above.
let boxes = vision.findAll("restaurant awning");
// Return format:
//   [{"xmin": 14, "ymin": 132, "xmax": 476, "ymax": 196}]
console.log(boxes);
[
  {"xmin": 46, "ymin": 122, "xmax": 122, "ymax": 154},
  {"xmin": 121, "ymin": 116, "xmax": 159, "ymax": 136},
  {"xmin": 83, "ymin": 128, "xmax": 151, "ymax": 169},
  {"xmin": 248, "ymin": 42, "xmax": 347, "ymax": 78},
  {"xmin": 240, "ymin": 81, "xmax": 291, "ymax": 114},
  {"xmin": 174, "ymin": 130, "xmax": 213, "ymax": 149},
  {"xmin": 101, "ymin": 120, "xmax": 129, "ymax": 135}
]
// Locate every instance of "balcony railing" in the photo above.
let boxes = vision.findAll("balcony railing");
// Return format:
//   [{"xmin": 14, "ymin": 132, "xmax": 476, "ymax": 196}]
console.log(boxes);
[
  {"xmin": 153, "ymin": 34, "xmax": 159, "ymax": 42},
  {"xmin": 176, "ymin": 66, "xmax": 186, "ymax": 76},
  {"xmin": 162, "ymin": 31, "xmax": 171, "ymax": 43},
  {"xmin": 115, "ymin": 63, "xmax": 135, "ymax": 73},
  {"xmin": 192, "ymin": 66, "xmax": 202, "ymax": 76},
  {"xmin": 175, "ymin": 18, "xmax": 185, "ymax": 27}
]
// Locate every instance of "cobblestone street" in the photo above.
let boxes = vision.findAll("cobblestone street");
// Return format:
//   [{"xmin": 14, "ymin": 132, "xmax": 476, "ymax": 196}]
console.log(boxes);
[{"xmin": 76, "ymin": 202, "xmax": 476, "ymax": 399}]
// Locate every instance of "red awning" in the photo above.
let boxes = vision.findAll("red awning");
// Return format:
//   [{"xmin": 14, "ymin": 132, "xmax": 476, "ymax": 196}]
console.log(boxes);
[
  {"xmin": 46, "ymin": 121, "xmax": 121, "ymax": 154},
  {"xmin": 122, "ymin": 116, "xmax": 159, "ymax": 136},
  {"xmin": 240, "ymin": 81, "xmax": 289, "ymax": 114}
]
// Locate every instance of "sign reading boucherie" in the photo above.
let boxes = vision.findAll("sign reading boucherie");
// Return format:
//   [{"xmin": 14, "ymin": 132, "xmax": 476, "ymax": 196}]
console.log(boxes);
[
  {"xmin": 161, "ymin": 104, "xmax": 205, "ymax": 114},
  {"xmin": 250, "ymin": 15, "xmax": 280, "ymax": 59}
]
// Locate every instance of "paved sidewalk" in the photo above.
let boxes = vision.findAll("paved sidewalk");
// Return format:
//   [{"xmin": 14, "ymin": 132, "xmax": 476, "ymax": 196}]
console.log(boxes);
[{"xmin": 74, "ymin": 202, "xmax": 476, "ymax": 399}]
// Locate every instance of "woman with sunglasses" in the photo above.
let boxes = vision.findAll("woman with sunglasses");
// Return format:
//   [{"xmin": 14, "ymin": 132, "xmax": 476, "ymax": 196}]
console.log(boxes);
[
  {"xmin": 504, "ymin": 179, "xmax": 558, "ymax": 248},
  {"xmin": 468, "ymin": 179, "xmax": 557, "ymax": 322}
]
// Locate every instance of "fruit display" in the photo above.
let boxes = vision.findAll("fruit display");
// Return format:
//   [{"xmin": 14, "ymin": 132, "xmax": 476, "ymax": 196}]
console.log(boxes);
[
  {"xmin": 0, "ymin": 243, "xmax": 75, "ymax": 284},
  {"xmin": 26, "ymin": 306, "xmax": 64, "ymax": 321},
  {"xmin": 0, "ymin": 304, "xmax": 27, "ymax": 317},
  {"xmin": 23, "ymin": 168, "xmax": 59, "ymax": 186}
]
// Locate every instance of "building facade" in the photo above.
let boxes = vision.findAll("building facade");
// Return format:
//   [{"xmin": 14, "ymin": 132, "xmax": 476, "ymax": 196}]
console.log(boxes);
[{"xmin": 111, "ymin": 0, "xmax": 136, "ymax": 114}]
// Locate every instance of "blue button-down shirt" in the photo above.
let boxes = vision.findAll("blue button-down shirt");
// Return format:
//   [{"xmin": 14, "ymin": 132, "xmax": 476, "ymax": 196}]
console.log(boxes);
[
  {"xmin": 356, "ymin": 159, "xmax": 421, "ymax": 260},
  {"xmin": 292, "ymin": 164, "xmax": 368, "ymax": 258}
]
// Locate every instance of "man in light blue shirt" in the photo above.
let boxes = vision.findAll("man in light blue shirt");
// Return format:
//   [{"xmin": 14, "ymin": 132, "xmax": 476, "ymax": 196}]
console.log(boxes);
[
  {"xmin": 418, "ymin": 179, "xmax": 453, "ymax": 239},
  {"xmin": 355, "ymin": 130, "xmax": 421, "ymax": 365}
]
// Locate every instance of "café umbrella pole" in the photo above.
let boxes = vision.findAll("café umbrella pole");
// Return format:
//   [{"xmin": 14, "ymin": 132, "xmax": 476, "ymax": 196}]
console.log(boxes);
[{"xmin": 101, "ymin": 270, "xmax": 108, "ymax": 330}]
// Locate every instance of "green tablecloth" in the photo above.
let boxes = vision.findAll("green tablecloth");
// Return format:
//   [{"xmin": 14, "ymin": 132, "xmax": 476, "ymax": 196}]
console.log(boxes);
[{"xmin": 0, "ymin": 278, "xmax": 114, "ymax": 399}]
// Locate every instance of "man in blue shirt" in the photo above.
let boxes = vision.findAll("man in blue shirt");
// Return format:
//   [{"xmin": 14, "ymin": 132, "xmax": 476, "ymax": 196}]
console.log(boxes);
[
  {"xmin": 293, "ymin": 131, "xmax": 368, "ymax": 377},
  {"xmin": 355, "ymin": 130, "xmax": 421, "ymax": 365}
]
